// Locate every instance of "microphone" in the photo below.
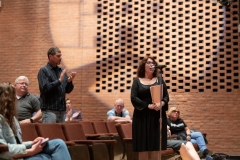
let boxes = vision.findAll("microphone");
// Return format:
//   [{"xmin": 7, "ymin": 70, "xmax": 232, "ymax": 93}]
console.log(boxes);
[{"xmin": 151, "ymin": 65, "xmax": 167, "ymax": 69}]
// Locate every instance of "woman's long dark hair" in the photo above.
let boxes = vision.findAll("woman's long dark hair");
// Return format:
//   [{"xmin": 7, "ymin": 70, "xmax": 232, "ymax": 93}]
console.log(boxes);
[
  {"xmin": 136, "ymin": 56, "xmax": 159, "ymax": 78},
  {"xmin": 0, "ymin": 82, "xmax": 17, "ymax": 135}
]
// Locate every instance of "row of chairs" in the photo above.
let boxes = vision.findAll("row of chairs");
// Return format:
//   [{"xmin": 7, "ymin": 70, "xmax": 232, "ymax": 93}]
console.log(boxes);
[
  {"xmin": 0, "ymin": 120, "xmax": 125, "ymax": 160},
  {"xmin": 0, "ymin": 120, "xmax": 200, "ymax": 160},
  {"xmin": 67, "ymin": 120, "xmax": 125, "ymax": 159},
  {"xmin": 115, "ymin": 122, "xmax": 201, "ymax": 160},
  {"xmin": 69, "ymin": 120, "xmax": 196, "ymax": 159},
  {"xmin": 66, "ymin": 120, "xmax": 117, "ymax": 134},
  {"xmin": 20, "ymin": 123, "xmax": 116, "ymax": 160}
]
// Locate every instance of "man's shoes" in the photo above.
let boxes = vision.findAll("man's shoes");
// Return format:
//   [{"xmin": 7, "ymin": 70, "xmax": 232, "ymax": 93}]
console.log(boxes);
[
  {"xmin": 200, "ymin": 155, "xmax": 213, "ymax": 160},
  {"xmin": 203, "ymin": 149, "xmax": 209, "ymax": 157},
  {"xmin": 206, "ymin": 155, "xmax": 213, "ymax": 160},
  {"xmin": 201, "ymin": 149, "xmax": 213, "ymax": 158}
]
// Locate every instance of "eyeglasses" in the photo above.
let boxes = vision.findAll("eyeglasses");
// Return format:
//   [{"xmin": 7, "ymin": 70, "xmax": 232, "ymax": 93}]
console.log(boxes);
[
  {"xmin": 146, "ymin": 61, "xmax": 156, "ymax": 65},
  {"xmin": 172, "ymin": 110, "xmax": 179, "ymax": 114},
  {"xmin": 17, "ymin": 82, "xmax": 28, "ymax": 86}
]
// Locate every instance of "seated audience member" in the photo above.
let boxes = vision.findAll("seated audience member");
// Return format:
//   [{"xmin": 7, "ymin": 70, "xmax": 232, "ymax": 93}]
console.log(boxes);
[
  {"xmin": 167, "ymin": 140, "xmax": 200, "ymax": 160},
  {"xmin": 0, "ymin": 82, "xmax": 71, "ymax": 160},
  {"xmin": 167, "ymin": 107, "xmax": 212, "ymax": 159},
  {"xmin": 14, "ymin": 76, "xmax": 42, "ymax": 123},
  {"xmin": 64, "ymin": 98, "xmax": 82, "ymax": 121},
  {"xmin": 107, "ymin": 98, "xmax": 132, "ymax": 122},
  {"xmin": 166, "ymin": 126, "xmax": 202, "ymax": 160}
]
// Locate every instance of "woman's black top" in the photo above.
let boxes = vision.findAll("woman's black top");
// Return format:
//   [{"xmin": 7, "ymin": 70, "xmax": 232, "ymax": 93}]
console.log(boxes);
[{"xmin": 131, "ymin": 77, "xmax": 169, "ymax": 152}]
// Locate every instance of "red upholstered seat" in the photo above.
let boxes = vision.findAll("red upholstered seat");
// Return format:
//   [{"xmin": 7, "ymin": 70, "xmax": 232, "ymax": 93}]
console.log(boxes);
[
  {"xmin": 20, "ymin": 123, "xmax": 38, "ymax": 141},
  {"xmin": 115, "ymin": 123, "xmax": 201, "ymax": 159},
  {"xmin": 61, "ymin": 123, "xmax": 116, "ymax": 160}
]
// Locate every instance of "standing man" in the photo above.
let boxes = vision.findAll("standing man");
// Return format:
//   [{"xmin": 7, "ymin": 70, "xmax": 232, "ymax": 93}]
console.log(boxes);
[
  {"xmin": 15, "ymin": 76, "xmax": 42, "ymax": 123},
  {"xmin": 38, "ymin": 47, "xmax": 76, "ymax": 123},
  {"xmin": 107, "ymin": 98, "xmax": 132, "ymax": 122}
]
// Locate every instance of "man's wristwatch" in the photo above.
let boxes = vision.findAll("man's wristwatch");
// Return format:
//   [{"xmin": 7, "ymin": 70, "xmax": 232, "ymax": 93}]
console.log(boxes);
[
  {"xmin": 187, "ymin": 134, "xmax": 191, "ymax": 137},
  {"xmin": 30, "ymin": 118, "xmax": 34, "ymax": 123}
]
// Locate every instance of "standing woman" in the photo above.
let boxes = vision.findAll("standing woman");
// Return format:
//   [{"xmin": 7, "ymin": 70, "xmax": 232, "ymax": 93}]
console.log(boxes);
[
  {"xmin": 131, "ymin": 56, "xmax": 169, "ymax": 160},
  {"xmin": 0, "ymin": 82, "xmax": 71, "ymax": 160}
]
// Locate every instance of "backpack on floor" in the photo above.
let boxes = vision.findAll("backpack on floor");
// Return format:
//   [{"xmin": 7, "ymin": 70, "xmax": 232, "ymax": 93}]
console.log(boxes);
[{"xmin": 211, "ymin": 153, "xmax": 229, "ymax": 160}]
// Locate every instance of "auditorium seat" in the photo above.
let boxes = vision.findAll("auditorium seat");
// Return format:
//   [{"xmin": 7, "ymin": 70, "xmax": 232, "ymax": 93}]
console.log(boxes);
[
  {"xmin": 35, "ymin": 123, "xmax": 75, "ymax": 146},
  {"xmin": 20, "ymin": 123, "xmax": 38, "ymax": 141},
  {"xmin": 92, "ymin": 121, "xmax": 124, "ymax": 160},
  {"xmin": 61, "ymin": 123, "xmax": 117, "ymax": 160},
  {"xmin": 78, "ymin": 121, "xmax": 102, "ymax": 140},
  {"xmin": 91, "ymin": 121, "xmax": 114, "ymax": 139},
  {"xmin": 0, "ymin": 144, "xmax": 8, "ymax": 153},
  {"xmin": 34, "ymin": 123, "xmax": 90, "ymax": 160},
  {"xmin": 115, "ymin": 123, "xmax": 201, "ymax": 160},
  {"xmin": 115, "ymin": 123, "xmax": 138, "ymax": 160},
  {"xmin": 105, "ymin": 121, "xmax": 118, "ymax": 134}
]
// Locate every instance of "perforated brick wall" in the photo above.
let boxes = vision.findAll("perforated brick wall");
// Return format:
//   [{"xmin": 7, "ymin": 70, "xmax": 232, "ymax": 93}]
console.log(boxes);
[
  {"xmin": 0, "ymin": 0, "xmax": 239, "ymax": 155},
  {"xmin": 96, "ymin": 0, "xmax": 239, "ymax": 93}
]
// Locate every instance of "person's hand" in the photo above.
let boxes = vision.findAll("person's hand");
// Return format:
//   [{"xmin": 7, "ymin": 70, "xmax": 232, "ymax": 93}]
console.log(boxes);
[
  {"xmin": 68, "ymin": 71, "xmax": 76, "ymax": 82},
  {"xmin": 65, "ymin": 109, "xmax": 72, "ymax": 121},
  {"xmin": 32, "ymin": 137, "xmax": 44, "ymax": 145},
  {"xmin": 19, "ymin": 119, "xmax": 31, "ymax": 124},
  {"xmin": 153, "ymin": 106, "xmax": 160, "ymax": 111},
  {"xmin": 161, "ymin": 101, "xmax": 165, "ymax": 106},
  {"xmin": 29, "ymin": 140, "xmax": 45, "ymax": 155},
  {"xmin": 186, "ymin": 135, "xmax": 191, "ymax": 141},
  {"xmin": 151, "ymin": 101, "xmax": 166, "ymax": 111},
  {"xmin": 167, "ymin": 128, "xmax": 171, "ymax": 139},
  {"xmin": 59, "ymin": 69, "xmax": 67, "ymax": 82},
  {"xmin": 71, "ymin": 111, "xmax": 81, "ymax": 119},
  {"xmin": 148, "ymin": 104, "xmax": 159, "ymax": 111},
  {"xmin": 152, "ymin": 103, "xmax": 160, "ymax": 111},
  {"xmin": 148, "ymin": 104, "xmax": 154, "ymax": 109}
]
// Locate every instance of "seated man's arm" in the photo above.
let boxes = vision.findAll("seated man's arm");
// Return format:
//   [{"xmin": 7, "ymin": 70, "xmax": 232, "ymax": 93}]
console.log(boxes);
[
  {"xmin": 108, "ymin": 116, "xmax": 131, "ymax": 122},
  {"xmin": 118, "ymin": 109, "xmax": 131, "ymax": 122},
  {"xmin": 30, "ymin": 95, "xmax": 42, "ymax": 122},
  {"xmin": 20, "ymin": 96, "xmax": 42, "ymax": 124},
  {"xmin": 107, "ymin": 109, "xmax": 131, "ymax": 122},
  {"xmin": 19, "ymin": 110, "xmax": 42, "ymax": 123},
  {"xmin": 71, "ymin": 110, "xmax": 81, "ymax": 120},
  {"xmin": 31, "ymin": 110, "xmax": 42, "ymax": 122}
]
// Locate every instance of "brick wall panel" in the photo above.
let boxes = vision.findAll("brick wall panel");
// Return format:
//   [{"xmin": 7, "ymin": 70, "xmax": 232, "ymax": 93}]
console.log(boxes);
[{"xmin": 0, "ymin": 0, "xmax": 239, "ymax": 155}]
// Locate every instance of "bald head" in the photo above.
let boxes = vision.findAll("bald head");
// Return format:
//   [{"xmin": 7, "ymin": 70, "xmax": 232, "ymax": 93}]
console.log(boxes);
[{"xmin": 114, "ymin": 99, "xmax": 124, "ymax": 114}]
